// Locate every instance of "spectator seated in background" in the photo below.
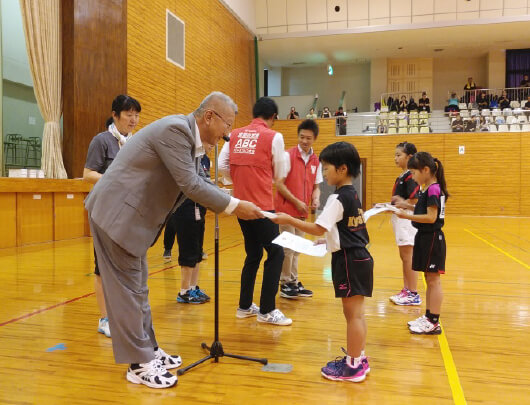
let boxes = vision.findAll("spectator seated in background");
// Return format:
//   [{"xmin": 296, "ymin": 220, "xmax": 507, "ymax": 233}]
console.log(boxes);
[
  {"xmin": 477, "ymin": 91, "xmax": 489, "ymax": 110},
  {"xmin": 445, "ymin": 92, "xmax": 460, "ymax": 112},
  {"xmin": 524, "ymin": 95, "xmax": 530, "ymax": 110},
  {"xmin": 418, "ymin": 92, "xmax": 430, "ymax": 113},
  {"xmin": 489, "ymin": 96, "xmax": 499, "ymax": 109},
  {"xmin": 498, "ymin": 91, "xmax": 510, "ymax": 109},
  {"xmin": 398, "ymin": 95, "xmax": 408, "ymax": 112},
  {"xmin": 478, "ymin": 116, "xmax": 489, "ymax": 131},
  {"xmin": 306, "ymin": 108, "xmax": 317, "ymax": 119},
  {"xmin": 287, "ymin": 106, "xmax": 300, "ymax": 119},
  {"xmin": 377, "ymin": 124, "xmax": 386, "ymax": 133},
  {"xmin": 407, "ymin": 98, "xmax": 418, "ymax": 113},
  {"xmin": 451, "ymin": 112, "xmax": 464, "ymax": 132},
  {"xmin": 464, "ymin": 119, "xmax": 476, "ymax": 132},
  {"xmin": 321, "ymin": 106, "xmax": 332, "ymax": 118}
]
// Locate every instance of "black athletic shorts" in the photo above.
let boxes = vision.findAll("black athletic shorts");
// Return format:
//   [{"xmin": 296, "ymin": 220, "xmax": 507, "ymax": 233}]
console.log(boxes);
[
  {"xmin": 175, "ymin": 205, "xmax": 206, "ymax": 268},
  {"xmin": 331, "ymin": 247, "xmax": 373, "ymax": 298},
  {"xmin": 412, "ymin": 230, "xmax": 446, "ymax": 274}
]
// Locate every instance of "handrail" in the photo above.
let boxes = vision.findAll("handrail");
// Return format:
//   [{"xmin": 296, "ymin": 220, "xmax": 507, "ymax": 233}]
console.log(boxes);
[{"xmin": 447, "ymin": 86, "xmax": 530, "ymax": 103}]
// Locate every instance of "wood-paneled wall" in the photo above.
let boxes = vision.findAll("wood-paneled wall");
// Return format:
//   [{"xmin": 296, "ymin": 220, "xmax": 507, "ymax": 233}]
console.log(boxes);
[
  {"xmin": 127, "ymin": 0, "xmax": 256, "ymax": 130},
  {"xmin": 62, "ymin": 0, "xmax": 128, "ymax": 178},
  {"xmin": 275, "ymin": 119, "xmax": 530, "ymax": 216}
]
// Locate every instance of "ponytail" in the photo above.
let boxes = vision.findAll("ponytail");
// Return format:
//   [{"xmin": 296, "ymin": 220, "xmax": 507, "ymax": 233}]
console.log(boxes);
[
  {"xmin": 433, "ymin": 157, "xmax": 450, "ymax": 199},
  {"xmin": 408, "ymin": 152, "xmax": 450, "ymax": 199},
  {"xmin": 105, "ymin": 116, "xmax": 114, "ymax": 128}
]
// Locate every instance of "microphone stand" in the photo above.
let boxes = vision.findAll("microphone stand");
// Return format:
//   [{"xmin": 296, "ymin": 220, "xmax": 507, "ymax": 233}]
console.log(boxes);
[{"xmin": 177, "ymin": 141, "xmax": 268, "ymax": 376}]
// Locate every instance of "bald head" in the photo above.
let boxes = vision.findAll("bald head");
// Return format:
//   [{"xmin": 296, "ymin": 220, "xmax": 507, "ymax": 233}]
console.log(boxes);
[{"xmin": 194, "ymin": 91, "xmax": 238, "ymax": 118}]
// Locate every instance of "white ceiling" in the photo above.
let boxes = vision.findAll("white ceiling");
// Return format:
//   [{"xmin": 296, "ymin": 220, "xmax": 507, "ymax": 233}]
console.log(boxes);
[{"xmin": 258, "ymin": 20, "xmax": 530, "ymax": 67}]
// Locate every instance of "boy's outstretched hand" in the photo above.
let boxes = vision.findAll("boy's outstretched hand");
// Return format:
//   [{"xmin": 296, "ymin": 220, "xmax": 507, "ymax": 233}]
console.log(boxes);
[{"xmin": 270, "ymin": 212, "xmax": 293, "ymax": 225}]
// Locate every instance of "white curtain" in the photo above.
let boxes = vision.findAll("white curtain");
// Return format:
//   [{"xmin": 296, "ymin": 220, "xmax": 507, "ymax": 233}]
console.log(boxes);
[{"xmin": 20, "ymin": 0, "xmax": 67, "ymax": 179}]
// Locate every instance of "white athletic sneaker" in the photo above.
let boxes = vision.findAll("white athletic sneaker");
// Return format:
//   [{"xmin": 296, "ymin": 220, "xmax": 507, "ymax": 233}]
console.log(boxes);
[
  {"xmin": 394, "ymin": 291, "xmax": 422, "ymax": 306},
  {"xmin": 389, "ymin": 288, "xmax": 408, "ymax": 304},
  {"xmin": 236, "ymin": 303, "xmax": 260, "ymax": 318},
  {"xmin": 97, "ymin": 317, "xmax": 111, "ymax": 338},
  {"xmin": 126, "ymin": 359, "xmax": 177, "ymax": 389},
  {"xmin": 257, "ymin": 309, "xmax": 292, "ymax": 326},
  {"xmin": 407, "ymin": 315, "xmax": 427, "ymax": 327},
  {"xmin": 154, "ymin": 347, "xmax": 182, "ymax": 369},
  {"xmin": 409, "ymin": 318, "xmax": 442, "ymax": 335}
]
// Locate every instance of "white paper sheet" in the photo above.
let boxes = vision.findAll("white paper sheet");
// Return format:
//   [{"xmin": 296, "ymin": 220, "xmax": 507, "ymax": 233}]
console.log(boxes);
[
  {"xmin": 363, "ymin": 203, "xmax": 400, "ymax": 222},
  {"xmin": 261, "ymin": 211, "xmax": 278, "ymax": 219},
  {"xmin": 272, "ymin": 232, "xmax": 327, "ymax": 257}
]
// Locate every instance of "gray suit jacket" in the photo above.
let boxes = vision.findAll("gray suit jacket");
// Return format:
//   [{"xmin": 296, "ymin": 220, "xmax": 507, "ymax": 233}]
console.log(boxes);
[{"xmin": 85, "ymin": 113, "xmax": 230, "ymax": 257}]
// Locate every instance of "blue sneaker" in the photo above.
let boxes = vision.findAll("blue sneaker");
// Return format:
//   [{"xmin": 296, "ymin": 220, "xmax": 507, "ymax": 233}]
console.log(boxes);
[
  {"xmin": 177, "ymin": 290, "xmax": 206, "ymax": 304},
  {"xmin": 321, "ymin": 358, "xmax": 366, "ymax": 382},
  {"xmin": 194, "ymin": 286, "xmax": 210, "ymax": 302},
  {"xmin": 326, "ymin": 348, "xmax": 370, "ymax": 374}
]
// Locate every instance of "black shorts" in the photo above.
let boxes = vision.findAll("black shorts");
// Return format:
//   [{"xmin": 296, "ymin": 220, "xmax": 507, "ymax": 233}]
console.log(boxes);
[
  {"xmin": 412, "ymin": 230, "xmax": 446, "ymax": 274},
  {"xmin": 175, "ymin": 211, "xmax": 205, "ymax": 268},
  {"xmin": 331, "ymin": 247, "xmax": 373, "ymax": 298}
]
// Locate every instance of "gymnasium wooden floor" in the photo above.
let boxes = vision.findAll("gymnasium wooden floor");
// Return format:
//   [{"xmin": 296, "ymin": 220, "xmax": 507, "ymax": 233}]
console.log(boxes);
[{"xmin": 1, "ymin": 214, "xmax": 529, "ymax": 404}]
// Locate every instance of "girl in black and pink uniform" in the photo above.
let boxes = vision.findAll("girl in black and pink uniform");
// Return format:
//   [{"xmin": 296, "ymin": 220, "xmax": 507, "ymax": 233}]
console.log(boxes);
[{"xmin": 395, "ymin": 152, "xmax": 449, "ymax": 335}]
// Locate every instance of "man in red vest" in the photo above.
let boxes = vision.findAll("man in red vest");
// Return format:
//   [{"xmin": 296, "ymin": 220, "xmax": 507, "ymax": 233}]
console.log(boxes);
[
  {"xmin": 275, "ymin": 119, "xmax": 322, "ymax": 299},
  {"xmin": 219, "ymin": 97, "xmax": 292, "ymax": 326}
]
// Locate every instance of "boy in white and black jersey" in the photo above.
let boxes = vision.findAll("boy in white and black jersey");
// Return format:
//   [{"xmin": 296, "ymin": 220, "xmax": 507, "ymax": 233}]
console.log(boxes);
[{"xmin": 273, "ymin": 141, "xmax": 373, "ymax": 383}]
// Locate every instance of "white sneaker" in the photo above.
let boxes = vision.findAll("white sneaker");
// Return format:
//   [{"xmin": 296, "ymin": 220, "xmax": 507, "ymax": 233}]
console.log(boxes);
[
  {"xmin": 409, "ymin": 318, "xmax": 442, "ymax": 335},
  {"xmin": 97, "ymin": 317, "xmax": 111, "ymax": 338},
  {"xmin": 394, "ymin": 291, "xmax": 422, "ymax": 306},
  {"xmin": 389, "ymin": 288, "xmax": 407, "ymax": 304},
  {"xmin": 407, "ymin": 315, "xmax": 427, "ymax": 327},
  {"xmin": 154, "ymin": 347, "xmax": 182, "ymax": 369},
  {"xmin": 236, "ymin": 303, "xmax": 260, "ymax": 318},
  {"xmin": 257, "ymin": 309, "xmax": 292, "ymax": 326},
  {"xmin": 126, "ymin": 359, "xmax": 177, "ymax": 389}
]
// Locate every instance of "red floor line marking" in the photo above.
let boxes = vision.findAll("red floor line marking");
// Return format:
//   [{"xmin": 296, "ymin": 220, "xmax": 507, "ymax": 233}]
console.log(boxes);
[
  {"xmin": 1, "ymin": 263, "xmax": 180, "ymax": 327},
  {"xmin": 1, "ymin": 242, "xmax": 244, "ymax": 327},
  {"xmin": 0, "ymin": 292, "xmax": 95, "ymax": 327}
]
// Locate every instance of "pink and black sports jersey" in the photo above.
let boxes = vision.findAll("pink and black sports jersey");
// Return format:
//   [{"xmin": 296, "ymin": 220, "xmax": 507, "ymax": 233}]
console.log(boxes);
[
  {"xmin": 392, "ymin": 170, "xmax": 420, "ymax": 201},
  {"xmin": 412, "ymin": 183, "xmax": 445, "ymax": 232}
]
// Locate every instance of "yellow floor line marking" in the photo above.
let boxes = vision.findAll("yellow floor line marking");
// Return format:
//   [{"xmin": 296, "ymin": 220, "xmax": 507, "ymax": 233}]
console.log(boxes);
[
  {"xmin": 464, "ymin": 229, "xmax": 530, "ymax": 270},
  {"xmin": 421, "ymin": 275, "xmax": 467, "ymax": 404}
]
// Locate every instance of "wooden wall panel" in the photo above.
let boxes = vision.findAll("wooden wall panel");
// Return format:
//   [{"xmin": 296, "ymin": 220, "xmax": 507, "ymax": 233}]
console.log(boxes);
[
  {"xmin": 16, "ymin": 193, "xmax": 54, "ymax": 246},
  {"xmin": 444, "ymin": 133, "xmax": 520, "ymax": 216},
  {"xmin": 275, "ymin": 126, "xmax": 529, "ymax": 216},
  {"xmin": 127, "ymin": 0, "xmax": 256, "ymax": 131},
  {"xmin": 54, "ymin": 193, "xmax": 87, "ymax": 241},
  {"xmin": 62, "ymin": 0, "xmax": 127, "ymax": 178},
  {"xmin": 0, "ymin": 194, "xmax": 16, "ymax": 249}
]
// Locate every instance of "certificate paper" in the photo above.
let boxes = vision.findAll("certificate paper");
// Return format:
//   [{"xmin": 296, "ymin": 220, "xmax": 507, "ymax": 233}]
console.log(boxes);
[
  {"xmin": 363, "ymin": 203, "xmax": 399, "ymax": 222},
  {"xmin": 272, "ymin": 232, "xmax": 327, "ymax": 257}
]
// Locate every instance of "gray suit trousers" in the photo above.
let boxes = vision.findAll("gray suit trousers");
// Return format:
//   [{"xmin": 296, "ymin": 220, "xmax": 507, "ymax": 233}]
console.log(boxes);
[{"xmin": 90, "ymin": 219, "xmax": 158, "ymax": 364}]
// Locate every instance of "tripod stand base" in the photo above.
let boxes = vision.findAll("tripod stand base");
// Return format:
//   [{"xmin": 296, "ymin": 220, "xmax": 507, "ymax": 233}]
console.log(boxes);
[{"xmin": 177, "ymin": 341, "xmax": 268, "ymax": 376}]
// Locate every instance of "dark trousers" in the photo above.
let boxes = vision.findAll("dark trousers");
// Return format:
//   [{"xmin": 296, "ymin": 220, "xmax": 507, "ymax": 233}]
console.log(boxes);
[{"xmin": 238, "ymin": 217, "xmax": 284, "ymax": 314}]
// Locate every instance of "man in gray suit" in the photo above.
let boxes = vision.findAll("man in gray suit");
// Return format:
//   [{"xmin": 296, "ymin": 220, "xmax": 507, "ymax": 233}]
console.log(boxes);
[{"xmin": 85, "ymin": 92, "xmax": 263, "ymax": 389}]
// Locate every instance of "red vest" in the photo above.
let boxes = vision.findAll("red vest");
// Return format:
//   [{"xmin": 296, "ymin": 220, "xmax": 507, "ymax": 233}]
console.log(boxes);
[
  {"xmin": 229, "ymin": 119, "xmax": 276, "ymax": 210},
  {"xmin": 275, "ymin": 146, "xmax": 319, "ymax": 218}
]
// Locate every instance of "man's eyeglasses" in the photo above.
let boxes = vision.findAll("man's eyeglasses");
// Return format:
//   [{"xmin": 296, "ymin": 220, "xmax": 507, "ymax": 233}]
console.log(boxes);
[{"xmin": 210, "ymin": 110, "xmax": 233, "ymax": 130}]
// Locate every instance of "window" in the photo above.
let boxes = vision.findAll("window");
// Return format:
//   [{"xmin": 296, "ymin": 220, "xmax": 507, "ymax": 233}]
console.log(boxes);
[{"xmin": 166, "ymin": 9, "xmax": 185, "ymax": 70}]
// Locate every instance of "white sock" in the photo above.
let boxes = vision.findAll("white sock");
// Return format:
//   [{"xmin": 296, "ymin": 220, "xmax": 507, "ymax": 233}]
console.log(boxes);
[
  {"xmin": 346, "ymin": 355, "xmax": 362, "ymax": 367},
  {"xmin": 189, "ymin": 285, "xmax": 196, "ymax": 290},
  {"xmin": 361, "ymin": 350, "xmax": 366, "ymax": 358},
  {"xmin": 180, "ymin": 288, "xmax": 189, "ymax": 295}
]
